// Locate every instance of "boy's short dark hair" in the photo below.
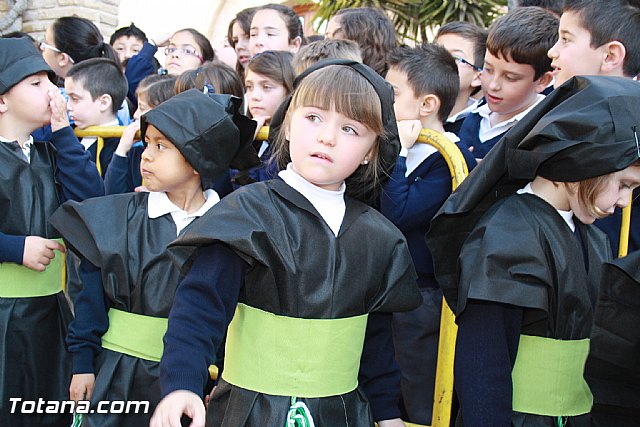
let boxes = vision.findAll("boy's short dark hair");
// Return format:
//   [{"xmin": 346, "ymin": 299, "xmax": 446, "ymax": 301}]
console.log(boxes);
[
  {"xmin": 66, "ymin": 58, "xmax": 128, "ymax": 115},
  {"xmin": 487, "ymin": 6, "xmax": 558, "ymax": 80},
  {"xmin": 515, "ymin": 0, "xmax": 563, "ymax": 15},
  {"xmin": 387, "ymin": 44, "xmax": 459, "ymax": 122},
  {"xmin": 564, "ymin": 0, "xmax": 640, "ymax": 77},
  {"xmin": 109, "ymin": 23, "xmax": 147, "ymax": 45},
  {"xmin": 436, "ymin": 21, "xmax": 488, "ymax": 70}
]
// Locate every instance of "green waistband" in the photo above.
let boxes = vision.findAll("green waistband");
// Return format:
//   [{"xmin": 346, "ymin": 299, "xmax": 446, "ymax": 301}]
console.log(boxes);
[
  {"xmin": 101, "ymin": 308, "xmax": 168, "ymax": 362},
  {"xmin": 512, "ymin": 334, "xmax": 593, "ymax": 416},
  {"xmin": 0, "ymin": 239, "xmax": 64, "ymax": 298},
  {"xmin": 223, "ymin": 303, "xmax": 368, "ymax": 398}
]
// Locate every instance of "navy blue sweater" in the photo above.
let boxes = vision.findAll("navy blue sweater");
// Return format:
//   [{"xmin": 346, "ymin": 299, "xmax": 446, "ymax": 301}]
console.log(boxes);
[
  {"xmin": 457, "ymin": 112, "xmax": 505, "ymax": 159},
  {"xmin": 380, "ymin": 143, "xmax": 476, "ymax": 288},
  {"xmin": 0, "ymin": 126, "xmax": 105, "ymax": 263},
  {"xmin": 125, "ymin": 42, "xmax": 158, "ymax": 108},
  {"xmin": 161, "ymin": 243, "xmax": 403, "ymax": 421}
]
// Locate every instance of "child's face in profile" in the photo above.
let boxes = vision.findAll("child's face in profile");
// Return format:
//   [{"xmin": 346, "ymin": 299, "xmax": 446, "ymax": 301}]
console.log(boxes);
[
  {"xmin": 64, "ymin": 77, "xmax": 107, "ymax": 129},
  {"xmin": 245, "ymin": 70, "xmax": 288, "ymax": 121},
  {"xmin": 134, "ymin": 92, "xmax": 151, "ymax": 120},
  {"xmin": 286, "ymin": 106, "xmax": 376, "ymax": 191},
  {"xmin": 570, "ymin": 165, "xmax": 640, "ymax": 224},
  {"xmin": 480, "ymin": 51, "xmax": 550, "ymax": 123},
  {"xmin": 140, "ymin": 124, "xmax": 198, "ymax": 193},
  {"xmin": 547, "ymin": 11, "xmax": 607, "ymax": 88},
  {"xmin": 232, "ymin": 22, "xmax": 251, "ymax": 69},
  {"xmin": 0, "ymin": 72, "xmax": 57, "ymax": 130},
  {"xmin": 385, "ymin": 67, "xmax": 421, "ymax": 121},
  {"xmin": 249, "ymin": 9, "xmax": 300, "ymax": 57},
  {"xmin": 436, "ymin": 33, "xmax": 482, "ymax": 100},
  {"xmin": 165, "ymin": 31, "xmax": 204, "ymax": 76},
  {"xmin": 112, "ymin": 35, "xmax": 144, "ymax": 64},
  {"xmin": 325, "ymin": 16, "xmax": 343, "ymax": 39}
]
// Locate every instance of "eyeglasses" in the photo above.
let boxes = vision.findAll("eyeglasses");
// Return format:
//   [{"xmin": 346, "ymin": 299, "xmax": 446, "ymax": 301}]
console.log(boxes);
[
  {"xmin": 164, "ymin": 47, "xmax": 204, "ymax": 63},
  {"xmin": 453, "ymin": 56, "xmax": 482, "ymax": 72},
  {"xmin": 40, "ymin": 41, "xmax": 75, "ymax": 63}
]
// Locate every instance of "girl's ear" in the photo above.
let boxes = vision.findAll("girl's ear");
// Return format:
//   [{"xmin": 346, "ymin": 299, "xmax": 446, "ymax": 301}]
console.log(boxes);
[
  {"xmin": 290, "ymin": 36, "xmax": 302, "ymax": 52},
  {"xmin": 97, "ymin": 94, "xmax": 113, "ymax": 113},
  {"xmin": 58, "ymin": 53, "xmax": 73, "ymax": 70}
]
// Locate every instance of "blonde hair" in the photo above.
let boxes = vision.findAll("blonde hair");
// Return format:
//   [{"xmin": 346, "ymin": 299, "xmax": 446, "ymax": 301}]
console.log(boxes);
[
  {"xmin": 272, "ymin": 64, "xmax": 388, "ymax": 201},
  {"xmin": 570, "ymin": 159, "xmax": 640, "ymax": 218}
]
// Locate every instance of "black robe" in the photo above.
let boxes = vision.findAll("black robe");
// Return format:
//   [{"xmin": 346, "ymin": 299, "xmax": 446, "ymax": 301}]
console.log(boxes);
[
  {"xmin": 0, "ymin": 140, "xmax": 72, "ymax": 427},
  {"xmin": 456, "ymin": 193, "xmax": 610, "ymax": 426},
  {"xmin": 168, "ymin": 179, "xmax": 421, "ymax": 427},
  {"xmin": 50, "ymin": 192, "xmax": 188, "ymax": 427},
  {"xmin": 585, "ymin": 251, "xmax": 640, "ymax": 427}
]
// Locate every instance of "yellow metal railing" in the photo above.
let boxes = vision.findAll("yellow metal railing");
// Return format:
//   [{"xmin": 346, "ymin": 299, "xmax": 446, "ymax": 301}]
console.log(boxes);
[{"xmin": 74, "ymin": 125, "xmax": 633, "ymax": 427}]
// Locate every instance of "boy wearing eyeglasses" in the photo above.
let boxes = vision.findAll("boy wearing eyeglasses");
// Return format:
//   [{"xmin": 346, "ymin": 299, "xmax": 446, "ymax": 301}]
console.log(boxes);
[
  {"xmin": 435, "ymin": 21, "xmax": 487, "ymax": 135},
  {"xmin": 457, "ymin": 7, "xmax": 558, "ymax": 160},
  {"xmin": 382, "ymin": 43, "xmax": 477, "ymax": 426}
]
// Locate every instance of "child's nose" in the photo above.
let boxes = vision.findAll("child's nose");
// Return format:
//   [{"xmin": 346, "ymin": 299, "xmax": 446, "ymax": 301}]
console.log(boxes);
[
  {"xmin": 318, "ymin": 126, "xmax": 336, "ymax": 146},
  {"xmin": 547, "ymin": 42, "xmax": 559, "ymax": 59}
]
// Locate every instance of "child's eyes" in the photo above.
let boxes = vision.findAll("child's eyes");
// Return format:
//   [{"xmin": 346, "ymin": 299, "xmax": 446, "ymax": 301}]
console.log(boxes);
[
  {"xmin": 250, "ymin": 32, "xmax": 257, "ymax": 37},
  {"xmin": 306, "ymin": 114, "xmax": 321, "ymax": 123},
  {"xmin": 561, "ymin": 36, "xmax": 570, "ymax": 44},
  {"xmin": 156, "ymin": 143, "xmax": 166, "ymax": 150},
  {"xmin": 504, "ymin": 75, "xmax": 517, "ymax": 82},
  {"xmin": 342, "ymin": 125, "xmax": 359, "ymax": 135},
  {"xmin": 263, "ymin": 85, "xmax": 273, "ymax": 90},
  {"xmin": 483, "ymin": 67, "xmax": 494, "ymax": 74}
]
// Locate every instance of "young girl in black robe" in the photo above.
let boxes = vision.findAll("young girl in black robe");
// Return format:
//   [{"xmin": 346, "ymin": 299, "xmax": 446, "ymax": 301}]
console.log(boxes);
[
  {"xmin": 150, "ymin": 60, "xmax": 422, "ymax": 427},
  {"xmin": 427, "ymin": 76, "xmax": 640, "ymax": 427},
  {"xmin": 49, "ymin": 89, "xmax": 256, "ymax": 427}
]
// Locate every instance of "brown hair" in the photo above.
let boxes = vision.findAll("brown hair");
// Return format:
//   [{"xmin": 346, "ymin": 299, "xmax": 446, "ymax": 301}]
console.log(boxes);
[
  {"xmin": 487, "ymin": 6, "xmax": 558, "ymax": 80},
  {"xmin": 246, "ymin": 50, "xmax": 295, "ymax": 95},
  {"xmin": 271, "ymin": 65, "xmax": 387, "ymax": 199},
  {"xmin": 136, "ymin": 74, "xmax": 177, "ymax": 108},
  {"xmin": 292, "ymin": 39, "xmax": 362, "ymax": 75},
  {"xmin": 174, "ymin": 61, "xmax": 244, "ymax": 98}
]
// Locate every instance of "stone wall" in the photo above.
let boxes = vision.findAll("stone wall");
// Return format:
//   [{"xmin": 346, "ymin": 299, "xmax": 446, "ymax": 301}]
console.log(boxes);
[{"xmin": 2, "ymin": 0, "xmax": 121, "ymax": 40}]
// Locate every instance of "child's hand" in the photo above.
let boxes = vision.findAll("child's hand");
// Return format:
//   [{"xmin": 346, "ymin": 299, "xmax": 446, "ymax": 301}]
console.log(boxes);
[
  {"xmin": 115, "ymin": 120, "xmax": 140, "ymax": 157},
  {"xmin": 397, "ymin": 120, "xmax": 422, "ymax": 150},
  {"xmin": 150, "ymin": 390, "xmax": 205, "ymax": 427},
  {"xmin": 151, "ymin": 32, "xmax": 173, "ymax": 48},
  {"xmin": 378, "ymin": 418, "xmax": 406, "ymax": 427},
  {"xmin": 252, "ymin": 115, "xmax": 270, "ymax": 141},
  {"xmin": 48, "ymin": 90, "xmax": 70, "ymax": 132},
  {"xmin": 69, "ymin": 373, "xmax": 95, "ymax": 402},
  {"xmin": 22, "ymin": 236, "xmax": 66, "ymax": 272}
]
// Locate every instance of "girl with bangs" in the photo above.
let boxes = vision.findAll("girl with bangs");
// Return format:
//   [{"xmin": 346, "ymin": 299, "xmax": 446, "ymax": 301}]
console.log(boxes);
[{"xmin": 150, "ymin": 60, "xmax": 421, "ymax": 427}]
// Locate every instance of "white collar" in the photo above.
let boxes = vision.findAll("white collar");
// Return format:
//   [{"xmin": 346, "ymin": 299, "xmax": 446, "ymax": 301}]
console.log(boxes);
[
  {"xmin": 0, "ymin": 134, "xmax": 34, "ymax": 162},
  {"xmin": 447, "ymin": 98, "xmax": 481, "ymax": 123},
  {"xmin": 278, "ymin": 164, "xmax": 346, "ymax": 236},
  {"xmin": 147, "ymin": 189, "xmax": 220, "ymax": 235},
  {"xmin": 518, "ymin": 182, "xmax": 575, "ymax": 231}
]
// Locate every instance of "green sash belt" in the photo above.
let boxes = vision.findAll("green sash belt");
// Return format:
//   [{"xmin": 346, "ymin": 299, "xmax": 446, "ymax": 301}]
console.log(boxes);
[
  {"xmin": 223, "ymin": 303, "xmax": 368, "ymax": 398},
  {"xmin": 512, "ymin": 334, "xmax": 593, "ymax": 416},
  {"xmin": 0, "ymin": 239, "xmax": 64, "ymax": 298},
  {"xmin": 101, "ymin": 308, "xmax": 168, "ymax": 362}
]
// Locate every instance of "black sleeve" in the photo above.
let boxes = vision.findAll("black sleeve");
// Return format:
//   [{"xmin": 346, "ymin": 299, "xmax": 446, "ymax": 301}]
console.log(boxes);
[
  {"xmin": 358, "ymin": 312, "xmax": 402, "ymax": 421},
  {"xmin": 455, "ymin": 299, "xmax": 523, "ymax": 427},
  {"xmin": 160, "ymin": 243, "xmax": 247, "ymax": 397}
]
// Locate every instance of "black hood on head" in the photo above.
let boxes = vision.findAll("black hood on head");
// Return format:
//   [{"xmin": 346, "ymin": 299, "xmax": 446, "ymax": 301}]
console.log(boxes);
[{"xmin": 0, "ymin": 37, "xmax": 56, "ymax": 94}]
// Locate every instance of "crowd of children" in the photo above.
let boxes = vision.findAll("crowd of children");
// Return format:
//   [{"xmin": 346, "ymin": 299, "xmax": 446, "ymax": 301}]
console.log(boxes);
[{"xmin": 2, "ymin": 0, "xmax": 640, "ymax": 426}]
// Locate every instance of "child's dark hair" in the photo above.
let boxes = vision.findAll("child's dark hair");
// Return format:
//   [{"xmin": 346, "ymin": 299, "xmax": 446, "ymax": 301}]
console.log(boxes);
[
  {"xmin": 563, "ymin": 0, "xmax": 640, "ymax": 77},
  {"xmin": 51, "ymin": 16, "xmax": 120, "ymax": 64},
  {"xmin": 137, "ymin": 74, "xmax": 176, "ymax": 108},
  {"xmin": 172, "ymin": 29, "xmax": 215, "ymax": 63},
  {"xmin": 436, "ymin": 21, "xmax": 488, "ymax": 71},
  {"xmin": 272, "ymin": 64, "xmax": 391, "ymax": 202},
  {"xmin": 515, "ymin": 0, "xmax": 563, "ymax": 15},
  {"xmin": 292, "ymin": 39, "xmax": 362, "ymax": 75},
  {"xmin": 66, "ymin": 58, "xmax": 128, "ymax": 115},
  {"xmin": 247, "ymin": 50, "xmax": 295, "ymax": 95},
  {"xmin": 175, "ymin": 61, "xmax": 244, "ymax": 99},
  {"xmin": 109, "ymin": 23, "xmax": 147, "ymax": 45},
  {"xmin": 255, "ymin": 4, "xmax": 304, "ymax": 44},
  {"xmin": 487, "ymin": 6, "xmax": 558, "ymax": 80},
  {"xmin": 332, "ymin": 7, "xmax": 397, "ymax": 76},
  {"xmin": 388, "ymin": 44, "xmax": 459, "ymax": 123}
]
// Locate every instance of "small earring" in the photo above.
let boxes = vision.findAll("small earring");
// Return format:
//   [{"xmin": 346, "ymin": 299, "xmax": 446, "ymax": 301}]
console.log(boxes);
[{"xmin": 362, "ymin": 158, "xmax": 369, "ymax": 165}]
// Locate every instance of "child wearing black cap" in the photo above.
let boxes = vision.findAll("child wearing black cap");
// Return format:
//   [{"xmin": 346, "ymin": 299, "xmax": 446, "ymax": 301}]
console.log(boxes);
[
  {"xmin": 151, "ymin": 60, "xmax": 421, "ymax": 427},
  {"xmin": 427, "ymin": 76, "xmax": 640, "ymax": 426},
  {"xmin": 0, "ymin": 37, "xmax": 104, "ymax": 426},
  {"xmin": 49, "ymin": 89, "xmax": 257, "ymax": 427}
]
